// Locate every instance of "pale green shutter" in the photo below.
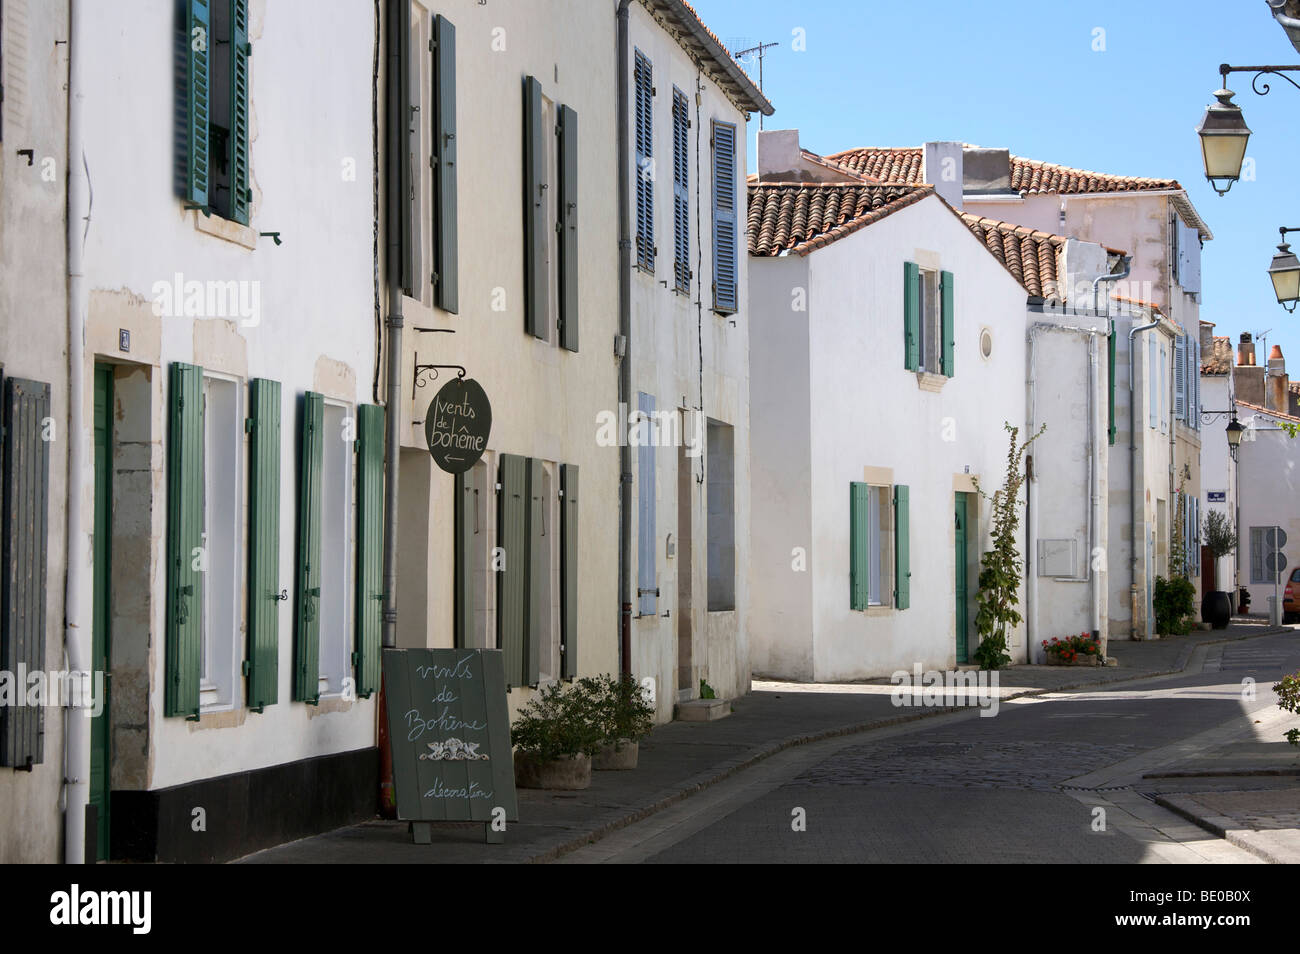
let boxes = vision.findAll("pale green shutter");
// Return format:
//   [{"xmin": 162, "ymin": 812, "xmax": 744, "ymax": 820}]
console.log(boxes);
[
  {"xmin": 560, "ymin": 463, "xmax": 579, "ymax": 679},
  {"xmin": 165, "ymin": 363, "xmax": 204, "ymax": 719},
  {"xmin": 523, "ymin": 75, "xmax": 547, "ymax": 338},
  {"xmin": 894, "ymin": 484, "xmax": 911, "ymax": 609},
  {"xmin": 244, "ymin": 378, "xmax": 280, "ymax": 711},
  {"xmin": 497, "ymin": 454, "xmax": 529, "ymax": 687},
  {"xmin": 454, "ymin": 468, "xmax": 473, "ymax": 649},
  {"xmin": 526, "ymin": 457, "xmax": 544, "ymax": 687},
  {"xmin": 558, "ymin": 104, "xmax": 580, "ymax": 351},
  {"xmin": 354, "ymin": 404, "xmax": 384, "ymax": 697},
  {"xmin": 230, "ymin": 0, "xmax": 250, "ymax": 225},
  {"xmin": 433, "ymin": 14, "xmax": 458, "ymax": 313},
  {"xmin": 940, "ymin": 270, "xmax": 955, "ymax": 377},
  {"xmin": 849, "ymin": 482, "xmax": 869, "ymax": 610},
  {"xmin": 293, "ymin": 391, "xmax": 324, "ymax": 704},
  {"xmin": 903, "ymin": 262, "xmax": 920, "ymax": 371}
]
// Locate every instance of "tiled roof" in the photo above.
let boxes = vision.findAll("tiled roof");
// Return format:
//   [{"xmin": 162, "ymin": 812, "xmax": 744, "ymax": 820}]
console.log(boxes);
[
  {"xmin": 640, "ymin": 0, "xmax": 773, "ymax": 115},
  {"xmin": 823, "ymin": 147, "xmax": 1182, "ymax": 195},
  {"xmin": 1236, "ymin": 400, "xmax": 1300, "ymax": 425},
  {"xmin": 1111, "ymin": 294, "xmax": 1166, "ymax": 316},
  {"xmin": 747, "ymin": 183, "xmax": 932, "ymax": 257},
  {"xmin": 1202, "ymin": 336, "xmax": 1232, "ymax": 375},
  {"xmin": 958, "ymin": 215, "xmax": 1063, "ymax": 298}
]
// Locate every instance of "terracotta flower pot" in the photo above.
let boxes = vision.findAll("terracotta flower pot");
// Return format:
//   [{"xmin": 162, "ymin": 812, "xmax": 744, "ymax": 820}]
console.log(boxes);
[
  {"xmin": 593, "ymin": 739, "xmax": 639, "ymax": 771},
  {"xmin": 513, "ymin": 751, "xmax": 592, "ymax": 790}
]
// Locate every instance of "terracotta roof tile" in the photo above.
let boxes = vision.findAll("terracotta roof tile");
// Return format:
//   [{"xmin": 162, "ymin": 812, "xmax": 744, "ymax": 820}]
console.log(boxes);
[
  {"xmin": 958, "ymin": 215, "xmax": 1063, "ymax": 298},
  {"xmin": 746, "ymin": 182, "xmax": 932, "ymax": 257},
  {"xmin": 1202, "ymin": 336, "xmax": 1232, "ymax": 375},
  {"xmin": 1236, "ymin": 400, "xmax": 1300, "ymax": 424},
  {"xmin": 822, "ymin": 146, "xmax": 1182, "ymax": 195}
]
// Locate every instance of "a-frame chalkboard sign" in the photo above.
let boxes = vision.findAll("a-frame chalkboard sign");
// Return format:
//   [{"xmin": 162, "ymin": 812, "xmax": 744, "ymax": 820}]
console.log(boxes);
[{"xmin": 382, "ymin": 648, "xmax": 518, "ymax": 844}]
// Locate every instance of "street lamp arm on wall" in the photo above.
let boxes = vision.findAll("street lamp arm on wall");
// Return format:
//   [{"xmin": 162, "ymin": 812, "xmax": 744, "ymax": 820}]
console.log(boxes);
[{"xmin": 1219, "ymin": 63, "xmax": 1300, "ymax": 96}]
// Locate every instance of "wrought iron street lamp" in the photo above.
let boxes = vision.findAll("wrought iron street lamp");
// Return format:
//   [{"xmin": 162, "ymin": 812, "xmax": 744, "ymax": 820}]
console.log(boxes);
[
  {"xmin": 1196, "ymin": 64, "xmax": 1300, "ymax": 194},
  {"xmin": 1226, "ymin": 414, "xmax": 1245, "ymax": 462},
  {"xmin": 1269, "ymin": 227, "xmax": 1300, "ymax": 312}
]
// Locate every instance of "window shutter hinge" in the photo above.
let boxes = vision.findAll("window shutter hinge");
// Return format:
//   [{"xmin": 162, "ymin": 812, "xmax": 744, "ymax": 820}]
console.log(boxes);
[
  {"xmin": 241, "ymin": 660, "xmax": 251, "ymax": 676},
  {"xmin": 244, "ymin": 417, "xmax": 254, "ymax": 433}
]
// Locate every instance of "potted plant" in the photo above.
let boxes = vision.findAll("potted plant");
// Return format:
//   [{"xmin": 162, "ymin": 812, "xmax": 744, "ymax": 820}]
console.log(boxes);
[
  {"xmin": 1202, "ymin": 510, "xmax": 1237, "ymax": 630},
  {"xmin": 510, "ymin": 682, "xmax": 603, "ymax": 790},
  {"xmin": 581, "ymin": 673, "xmax": 655, "ymax": 771},
  {"xmin": 1042, "ymin": 632, "xmax": 1103, "ymax": 666}
]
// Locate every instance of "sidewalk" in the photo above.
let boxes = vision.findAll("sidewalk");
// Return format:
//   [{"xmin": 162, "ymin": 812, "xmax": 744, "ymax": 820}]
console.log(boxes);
[{"xmin": 240, "ymin": 618, "xmax": 1288, "ymax": 864}]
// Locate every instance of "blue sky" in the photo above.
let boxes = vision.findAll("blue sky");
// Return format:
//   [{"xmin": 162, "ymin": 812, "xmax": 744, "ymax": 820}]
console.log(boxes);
[{"xmin": 695, "ymin": 0, "xmax": 1300, "ymax": 369}]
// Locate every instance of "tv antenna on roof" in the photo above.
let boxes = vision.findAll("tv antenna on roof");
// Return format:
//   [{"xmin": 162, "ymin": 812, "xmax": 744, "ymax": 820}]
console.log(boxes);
[
  {"xmin": 733, "ymin": 41, "xmax": 778, "ymax": 128},
  {"xmin": 1254, "ymin": 328, "xmax": 1273, "ymax": 364}
]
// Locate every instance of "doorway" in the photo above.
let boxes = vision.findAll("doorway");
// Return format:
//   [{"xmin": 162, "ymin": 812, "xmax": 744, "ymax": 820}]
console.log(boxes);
[
  {"xmin": 676, "ymin": 436, "xmax": 693, "ymax": 698},
  {"xmin": 954, "ymin": 492, "xmax": 971, "ymax": 664},
  {"xmin": 91, "ymin": 364, "xmax": 114, "ymax": 860}
]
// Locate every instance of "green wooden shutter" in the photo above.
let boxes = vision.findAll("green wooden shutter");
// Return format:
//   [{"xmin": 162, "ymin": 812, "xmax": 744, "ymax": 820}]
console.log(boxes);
[
  {"xmin": 165, "ymin": 363, "xmax": 204, "ymax": 719},
  {"xmin": 184, "ymin": 0, "xmax": 211, "ymax": 207},
  {"xmin": 560, "ymin": 463, "xmax": 578, "ymax": 679},
  {"xmin": 849, "ymin": 482, "xmax": 869, "ymax": 611},
  {"xmin": 354, "ymin": 404, "xmax": 384, "ymax": 697},
  {"xmin": 497, "ymin": 454, "xmax": 529, "ymax": 687},
  {"xmin": 1, "ymin": 376, "xmax": 50, "ymax": 765},
  {"xmin": 433, "ymin": 13, "xmax": 458, "ymax": 313},
  {"xmin": 386, "ymin": 0, "xmax": 414, "ymax": 294},
  {"xmin": 526, "ymin": 457, "xmax": 544, "ymax": 687},
  {"xmin": 903, "ymin": 262, "xmax": 920, "ymax": 371},
  {"xmin": 454, "ymin": 468, "xmax": 473, "ymax": 649},
  {"xmin": 894, "ymin": 484, "xmax": 910, "ymax": 609},
  {"xmin": 229, "ymin": 0, "xmax": 250, "ymax": 225},
  {"xmin": 293, "ymin": 391, "xmax": 324, "ymax": 704},
  {"xmin": 558, "ymin": 104, "xmax": 579, "ymax": 352},
  {"xmin": 523, "ymin": 75, "xmax": 547, "ymax": 339},
  {"xmin": 244, "ymin": 378, "xmax": 280, "ymax": 711},
  {"xmin": 940, "ymin": 269, "xmax": 955, "ymax": 377},
  {"xmin": 1108, "ymin": 320, "xmax": 1117, "ymax": 445},
  {"xmin": 672, "ymin": 88, "xmax": 690, "ymax": 294},
  {"xmin": 711, "ymin": 120, "xmax": 738, "ymax": 313}
]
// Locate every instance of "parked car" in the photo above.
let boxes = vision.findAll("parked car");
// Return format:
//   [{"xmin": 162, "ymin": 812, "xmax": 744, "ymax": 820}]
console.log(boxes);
[{"xmin": 1284, "ymin": 568, "xmax": 1300, "ymax": 623}]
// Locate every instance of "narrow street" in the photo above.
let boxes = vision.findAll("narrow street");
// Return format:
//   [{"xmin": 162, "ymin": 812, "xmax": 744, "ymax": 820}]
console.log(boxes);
[{"xmin": 561, "ymin": 632, "xmax": 1300, "ymax": 863}]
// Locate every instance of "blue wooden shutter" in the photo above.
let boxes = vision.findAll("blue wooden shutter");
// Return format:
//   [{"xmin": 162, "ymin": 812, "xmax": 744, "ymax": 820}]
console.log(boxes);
[
  {"xmin": 244, "ymin": 378, "xmax": 280, "ymax": 711},
  {"xmin": 894, "ymin": 484, "xmax": 911, "ymax": 609},
  {"xmin": 433, "ymin": 14, "xmax": 458, "ymax": 313},
  {"xmin": 354, "ymin": 404, "xmax": 384, "ymax": 697},
  {"xmin": 165, "ymin": 363, "xmax": 204, "ymax": 719},
  {"xmin": 637, "ymin": 393, "xmax": 656, "ymax": 616},
  {"xmin": 183, "ymin": 0, "xmax": 211, "ymax": 207},
  {"xmin": 903, "ymin": 262, "xmax": 920, "ymax": 371},
  {"xmin": 1148, "ymin": 336, "xmax": 1157, "ymax": 429},
  {"xmin": 558, "ymin": 103, "xmax": 579, "ymax": 351},
  {"xmin": 1, "ymin": 376, "xmax": 50, "ymax": 765},
  {"xmin": 523, "ymin": 75, "xmax": 547, "ymax": 338},
  {"xmin": 560, "ymin": 463, "xmax": 578, "ymax": 679},
  {"xmin": 633, "ymin": 50, "xmax": 654, "ymax": 272},
  {"xmin": 711, "ymin": 119, "xmax": 737, "ymax": 313},
  {"xmin": 1192, "ymin": 338, "xmax": 1201, "ymax": 430},
  {"xmin": 1174, "ymin": 334, "xmax": 1187, "ymax": 422},
  {"xmin": 497, "ymin": 454, "xmax": 529, "ymax": 687},
  {"xmin": 229, "ymin": 0, "xmax": 250, "ymax": 225},
  {"xmin": 940, "ymin": 270, "xmax": 955, "ymax": 377},
  {"xmin": 849, "ymin": 482, "xmax": 869, "ymax": 610},
  {"xmin": 1160, "ymin": 343, "xmax": 1168, "ymax": 433},
  {"xmin": 672, "ymin": 88, "xmax": 690, "ymax": 293},
  {"xmin": 293, "ymin": 391, "xmax": 324, "ymax": 704}
]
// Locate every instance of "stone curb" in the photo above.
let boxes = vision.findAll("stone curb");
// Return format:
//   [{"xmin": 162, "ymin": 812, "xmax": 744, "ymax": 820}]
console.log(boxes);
[
  {"xmin": 526, "ymin": 626, "xmax": 1289, "ymax": 863},
  {"xmin": 1152, "ymin": 793, "xmax": 1299, "ymax": 865}
]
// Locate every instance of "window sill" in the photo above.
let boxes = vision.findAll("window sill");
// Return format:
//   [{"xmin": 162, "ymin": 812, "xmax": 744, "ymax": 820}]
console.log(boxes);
[
  {"xmin": 916, "ymin": 372, "xmax": 946, "ymax": 392},
  {"xmin": 193, "ymin": 210, "xmax": 258, "ymax": 250},
  {"xmin": 866, "ymin": 605, "xmax": 893, "ymax": 618}
]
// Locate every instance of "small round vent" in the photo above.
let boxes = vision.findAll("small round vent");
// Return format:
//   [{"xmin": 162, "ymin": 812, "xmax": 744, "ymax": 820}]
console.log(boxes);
[{"xmin": 980, "ymin": 327, "xmax": 994, "ymax": 360}]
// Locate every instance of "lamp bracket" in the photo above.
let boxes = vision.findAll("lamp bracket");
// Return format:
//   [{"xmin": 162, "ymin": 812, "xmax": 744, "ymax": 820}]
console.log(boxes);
[{"xmin": 1219, "ymin": 63, "xmax": 1300, "ymax": 97}]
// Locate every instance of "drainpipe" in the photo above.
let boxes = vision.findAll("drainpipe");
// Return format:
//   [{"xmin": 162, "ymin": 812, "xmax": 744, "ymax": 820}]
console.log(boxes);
[
  {"xmin": 616, "ymin": 0, "xmax": 632, "ymax": 676},
  {"xmin": 64, "ymin": 0, "xmax": 90, "ymax": 864},
  {"xmin": 1092, "ymin": 257, "xmax": 1129, "ymax": 649},
  {"xmin": 1129, "ymin": 315, "xmax": 1160, "ymax": 639},
  {"xmin": 381, "ymin": 1, "xmax": 403, "ymax": 650}
]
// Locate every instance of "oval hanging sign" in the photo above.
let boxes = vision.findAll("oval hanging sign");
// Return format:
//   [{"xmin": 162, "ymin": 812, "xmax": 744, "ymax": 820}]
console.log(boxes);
[{"xmin": 424, "ymin": 377, "xmax": 492, "ymax": 474}]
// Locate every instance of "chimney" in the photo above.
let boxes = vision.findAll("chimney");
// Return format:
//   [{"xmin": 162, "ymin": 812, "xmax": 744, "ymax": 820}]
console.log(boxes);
[
  {"xmin": 756, "ymin": 129, "xmax": 803, "ymax": 182},
  {"xmin": 1269, "ymin": 344, "xmax": 1289, "ymax": 413},
  {"xmin": 1199, "ymin": 320, "xmax": 1214, "ymax": 358},
  {"xmin": 923, "ymin": 142, "xmax": 964, "ymax": 209},
  {"xmin": 1238, "ymin": 332, "xmax": 1256, "ymax": 367}
]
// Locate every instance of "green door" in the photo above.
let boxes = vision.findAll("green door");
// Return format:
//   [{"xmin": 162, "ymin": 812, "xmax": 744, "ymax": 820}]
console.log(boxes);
[
  {"xmin": 91, "ymin": 365, "xmax": 113, "ymax": 860},
  {"xmin": 954, "ymin": 493, "xmax": 969, "ymax": 665}
]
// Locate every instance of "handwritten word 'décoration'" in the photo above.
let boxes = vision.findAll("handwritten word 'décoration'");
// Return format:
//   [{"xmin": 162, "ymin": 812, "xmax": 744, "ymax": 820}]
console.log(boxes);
[
  {"xmin": 424, "ymin": 778, "xmax": 494, "ymax": 801},
  {"xmin": 414, "ymin": 655, "xmax": 476, "ymax": 681},
  {"xmin": 405, "ymin": 706, "xmax": 488, "ymax": 742}
]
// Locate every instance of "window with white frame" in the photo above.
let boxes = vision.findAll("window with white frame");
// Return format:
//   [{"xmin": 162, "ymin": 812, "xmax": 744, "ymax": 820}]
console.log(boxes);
[
  {"xmin": 200, "ymin": 373, "xmax": 243, "ymax": 710},
  {"xmin": 851, "ymin": 482, "xmax": 893, "ymax": 609},
  {"xmin": 317, "ymin": 401, "xmax": 355, "ymax": 697}
]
